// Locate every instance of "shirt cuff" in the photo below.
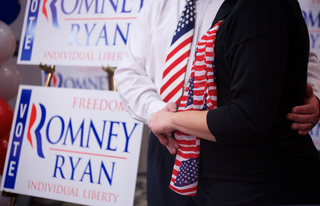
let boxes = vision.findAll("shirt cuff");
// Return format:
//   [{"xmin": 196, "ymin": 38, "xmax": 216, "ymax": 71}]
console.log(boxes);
[
  {"xmin": 316, "ymin": 96, "xmax": 320, "ymax": 123},
  {"xmin": 146, "ymin": 100, "xmax": 167, "ymax": 125}
]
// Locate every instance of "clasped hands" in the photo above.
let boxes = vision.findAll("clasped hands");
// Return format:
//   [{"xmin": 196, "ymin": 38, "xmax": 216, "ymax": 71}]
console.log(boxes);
[
  {"xmin": 150, "ymin": 102, "xmax": 179, "ymax": 155},
  {"xmin": 151, "ymin": 84, "xmax": 320, "ymax": 155}
]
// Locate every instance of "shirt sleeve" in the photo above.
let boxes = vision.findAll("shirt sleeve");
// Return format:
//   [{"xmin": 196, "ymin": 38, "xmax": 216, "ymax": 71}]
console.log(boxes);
[
  {"xmin": 114, "ymin": 3, "xmax": 167, "ymax": 125},
  {"xmin": 307, "ymin": 49, "xmax": 320, "ymax": 99}
]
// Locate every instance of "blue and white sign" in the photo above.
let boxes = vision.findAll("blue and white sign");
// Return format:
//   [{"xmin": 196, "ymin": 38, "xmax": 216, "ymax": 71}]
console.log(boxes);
[
  {"xmin": 0, "ymin": 85, "xmax": 143, "ymax": 206},
  {"xmin": 310, "ymin": 123, "xmax": 320, "ymax": 150},
  {"xmin": 299, "ymin": 0, "xmax": 320, "ymax": 58},
  {"xmin": 18, "ymin": 0, "xmax": 144, "ymax": 67},
  {"xmin": 41, "ymin": 66, "xmax": 109, "ymax": 90}
]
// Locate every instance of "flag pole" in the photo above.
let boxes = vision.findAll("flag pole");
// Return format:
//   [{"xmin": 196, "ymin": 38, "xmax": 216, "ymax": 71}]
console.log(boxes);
[
  {"xmin": 39, "ymin": 63, "xmax": 56, "ymax": 87},
  {"xmin": 102, "ymin": 65, "xmax": 117, "ymax": 91}
]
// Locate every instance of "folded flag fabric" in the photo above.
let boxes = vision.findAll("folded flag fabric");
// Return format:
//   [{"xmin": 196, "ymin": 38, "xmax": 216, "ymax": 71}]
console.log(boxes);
[{"xmin": 169, "ymin": 20, "xmax": 223, "ymax": 196}]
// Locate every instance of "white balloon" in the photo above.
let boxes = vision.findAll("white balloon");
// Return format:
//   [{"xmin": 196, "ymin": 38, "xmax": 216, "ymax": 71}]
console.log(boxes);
[
  {"xmin": 0, "ymin": 61, "xmax": 22, "ymax": 101},
  {"xmin": 0, "ymin": 21, "xmax": 16, "ymax": 64}
]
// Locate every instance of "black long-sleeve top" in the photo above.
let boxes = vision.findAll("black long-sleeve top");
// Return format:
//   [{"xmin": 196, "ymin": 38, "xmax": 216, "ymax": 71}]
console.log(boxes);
[{"xmin": 200, "ymin": 0, "xmax": 320, "ymax": 205}]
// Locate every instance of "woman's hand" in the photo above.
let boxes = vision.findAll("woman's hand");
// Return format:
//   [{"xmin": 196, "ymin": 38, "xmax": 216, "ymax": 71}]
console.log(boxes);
[{"xmin": 150, "ymin": 102, "xmax": 179, "ymax": 154}]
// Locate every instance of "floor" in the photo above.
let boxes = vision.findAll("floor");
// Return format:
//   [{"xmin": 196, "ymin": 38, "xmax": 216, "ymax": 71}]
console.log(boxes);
[{"xmin": 132, "ymin": 173, "xmax": 147, "ymax": 206}]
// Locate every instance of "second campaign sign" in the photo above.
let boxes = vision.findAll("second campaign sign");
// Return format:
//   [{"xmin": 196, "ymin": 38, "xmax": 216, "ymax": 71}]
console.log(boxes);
[
  {"xmin": 0, "ymin": 85, "xmax": 143, "ymax": 206},
  {"xmin": 17, "ymin": 0, "xmax": 144, "ymax": 67}
]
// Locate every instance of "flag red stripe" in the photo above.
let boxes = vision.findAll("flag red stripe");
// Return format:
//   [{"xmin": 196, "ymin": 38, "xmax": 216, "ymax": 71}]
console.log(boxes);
[
  {"xmin": 166, "ymin": 36, "xmax": 193, "ymax": 61},
  {"xmin": 162, "ymin": 82, "xmax": 184, "ymax": 103},
  {"xmin": 160, "ymin": 66, "xmax": 186, "ymax": 94},
  {"xmin": 162, "ymin": 50, "xmax": 190, "ymax": 78}
]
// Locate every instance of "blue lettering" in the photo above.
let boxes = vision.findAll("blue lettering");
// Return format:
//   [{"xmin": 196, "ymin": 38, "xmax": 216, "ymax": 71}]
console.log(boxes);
[
  {"xmin": 70, "ymin": 77, "xmax": 96, "ymax": 89},
  {"xmin": 68, "ymin": 24, "xmax": 81, "ymax": 45},
  {"xmin": 70, "ymin": 157, "xmax": 82, "ymax": 180},
  {"xmin": 64, "ymin": 77, "xmax": 77, "ymax": 88},
  {"xmin": 80, "ymin": 160, "xmax": 94, "ymax": 183},
  {"xmin": 21, "ymin": 0, "xmax": 41, "ymax": 60},
  {"xmin": 122, "ymin": 122, "xmax": 138, "ymax": 152},
  {"xmin": 4, "ymin": 89, "xmax": 32, "ymax": 189},
  {"xmin": 95, "ymin": 24, "xmax": 108, "ymax": 45},
  {"xmin": 63, "ymin": 119, "xmax": 85, "ymax": 147},
  {"xmin": 53, "ymin": 155, "xmax": 66, "ymax": 179},
  {"xmin": 47, "ymin": 116, "xmax": 65, "ymax": 144},
  {"xmin": 61, "ymin": 0, "xmax": 79, "ymax": 14},
  {"xmin": 87, "ymin": 120, "xmax": 107, "ymax": 148},
  {"xmin": 113, "ymin": 23, "xmax": 130, "ymax": 45},
  {"xmin": 309, "ymin": 33, "xmax": 320, "ymax": 50},
  {"xmin": 55, "ymin": 72, "xmax": 63, "ymax": 87},
  {"xmin": 108, "ymin": 0, "xmax": 119, "ymax": 12},
  {"xmin": 98, "ymin": 161, "xmax": 115, "ymax": 185},
  {"xmin": 68, "ymin": 23, "xmax": 133, "ymax": 46},
  {"xmin": 78, "ymin": 0, "xmax": 96, "ymax": 14},
  {"xmin": 98, "ymin": 76, "xmax": 107, "ymax": 89},
  {"xmin": 88, "ymin": 77, "xmax": 98, "ymax": 89},
  {"xmin": 121, "ymin": 0, "xmax": 131, "ymax": 13},
  {"xmin": 52, "ymin": 156, "xmax": 116, "ymax": 185},
  {"xmin": 58, "ymin": 75, "xmax": 107, "ymax": 90},
  {"xmin": 60, "ymin": 0, "xmax": 143, "ymax": 15},
  {"xmin": 85, "ymin": 24, "xmax": 97, "ymax": 45},
  {"xmin": 302, "ymin": 10, "xmax": 320, "ymax": 28},
  {"xmin": 107, "ymin": 121, "xmax": 119, "ymax": 151},
  {"xmin": 138, "ymin": 0, "xmax": 144, "ymax": 12},
  {"xmin": 99, "ymin": 0, "xmax": 106, "ymax": 13}
]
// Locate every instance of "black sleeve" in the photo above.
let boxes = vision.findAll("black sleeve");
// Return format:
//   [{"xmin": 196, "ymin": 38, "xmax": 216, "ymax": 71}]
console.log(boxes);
[{"xmin": 207, "ymin": 33, "xmax": 289, "ymax": 145}]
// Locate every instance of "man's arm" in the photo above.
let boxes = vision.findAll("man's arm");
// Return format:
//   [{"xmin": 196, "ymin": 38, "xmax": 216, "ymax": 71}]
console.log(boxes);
[
  {"xmin": 287, "ymin": 50, "xmax": 320, "ymax": 135},
  {"xmin": 307, "ymin": 50, "xmax": 320, "ymax": 98},
  {"xmin": 114, "ymin": 1, "xmax": 167, "ymax": 125},
  {"xmin": 287, "ymin": 84, "xmax": 319, "ymax": 135}
]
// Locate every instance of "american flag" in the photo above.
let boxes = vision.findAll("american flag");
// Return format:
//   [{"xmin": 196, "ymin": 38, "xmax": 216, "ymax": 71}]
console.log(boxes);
[
  {"xmin": 160, "ymin": 0, "xmax": 196, "ymax": 105},
  {"xmin": 169, "ymin": 21, "xmax": 223, "ymax": 196}
]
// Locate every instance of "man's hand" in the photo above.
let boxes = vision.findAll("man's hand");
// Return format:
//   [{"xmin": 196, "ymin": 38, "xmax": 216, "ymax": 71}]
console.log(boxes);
[
  {"xmin": 287, "ymin": 84, "xmax": 320, "ymax": 135},
  {"xmin": 150, "ymin": 102, "xmax": 179, "ymax": 154}
]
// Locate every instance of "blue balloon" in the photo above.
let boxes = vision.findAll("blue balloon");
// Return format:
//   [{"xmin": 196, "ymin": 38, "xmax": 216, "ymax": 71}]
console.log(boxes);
[{"xmin": 0, "ymin": 0, "xmax": 21, "ymax": 25}]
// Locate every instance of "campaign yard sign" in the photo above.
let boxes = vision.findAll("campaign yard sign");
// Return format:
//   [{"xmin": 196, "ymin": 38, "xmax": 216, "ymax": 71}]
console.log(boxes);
[
  {"xmin": 41, "ymin": 66, "xmax": 109, "ymax": 90},
  {"xmin": 299, "ymin": 0, "xmax": 320, "ymax": 58},
  {"xmin": 17, "ymin": 0, "xmax": 144, "ymax": 67},
  {"xmin": 0, "ymin": 85, "xmax": 143, "ymax": 206}
]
